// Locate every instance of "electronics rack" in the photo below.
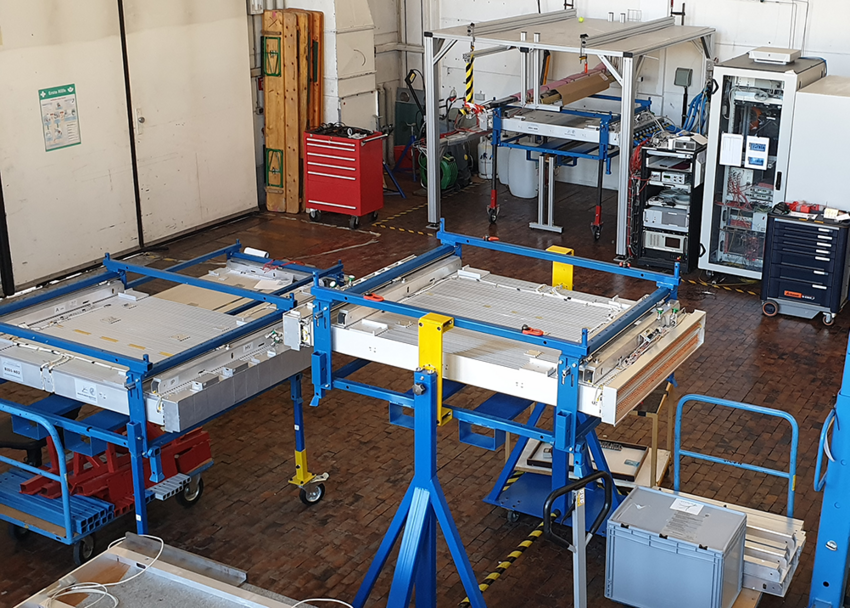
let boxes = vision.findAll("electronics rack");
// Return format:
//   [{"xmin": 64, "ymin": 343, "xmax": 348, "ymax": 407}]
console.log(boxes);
[{"xmin": 630, "ymin": 139, "xmax": 706, "ymax": 273}]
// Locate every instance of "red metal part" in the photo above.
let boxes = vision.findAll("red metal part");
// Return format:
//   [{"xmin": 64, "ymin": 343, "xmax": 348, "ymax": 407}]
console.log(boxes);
[
  {"xmin": 489, "ymin": 189, "xmax": 498, "ymax": 211},
  {"xmin": 364, "ymin": 293, "xmax": 385, "ymax": 302},
  {"xmin": 593, "ymin": 201, "xmax": 603, "ymax": 228},
  {"xmin": 20, "ymin": 426, "xmax": 212, "ymax": 516}
]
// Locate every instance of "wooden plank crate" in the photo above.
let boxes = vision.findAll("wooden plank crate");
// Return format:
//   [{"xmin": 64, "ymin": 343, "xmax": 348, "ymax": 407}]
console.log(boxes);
[{"xmin": 262, "ymin": 9, "xmax": 324, "ymax": 214}]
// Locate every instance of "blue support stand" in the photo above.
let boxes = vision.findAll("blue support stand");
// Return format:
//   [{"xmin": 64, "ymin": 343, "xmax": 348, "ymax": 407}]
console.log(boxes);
[
  {"xmin": 353, "ymin": 370, "xmax": 486, "ymax": 608},
  {"xmin": 810, "ymin": 335, "xmax": 850, "ymax": 607}
]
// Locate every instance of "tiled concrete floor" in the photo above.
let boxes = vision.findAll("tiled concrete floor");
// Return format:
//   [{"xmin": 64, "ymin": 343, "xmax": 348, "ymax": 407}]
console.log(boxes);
[{"xmin": 0, "ymin": 176, "xmax": 841, "ymax": 607}]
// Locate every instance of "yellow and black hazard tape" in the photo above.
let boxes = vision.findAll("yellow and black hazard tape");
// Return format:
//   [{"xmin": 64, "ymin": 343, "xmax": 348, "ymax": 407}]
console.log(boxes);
[
  {"xmin": 684, "ymin": 279, "xmax": 759, "ymax": 297},
  {"xmin": 379, "ymin": 201, "xmax": 429, "ymax": 223},
  {"xmin": 374, "ymin": 224, "xmax": 432, "ymax": 237},
  {"xmin": 502, "ymin": 471, "xmax": 523, "ymax": 492},
  {"xmin": 459, "ymin": 513, "xmax": 555, "ymax": 607}
]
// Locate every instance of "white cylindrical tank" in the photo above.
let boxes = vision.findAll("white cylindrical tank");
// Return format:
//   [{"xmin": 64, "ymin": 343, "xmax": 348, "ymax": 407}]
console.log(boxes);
[
  {"xmin": 508, "ymin": 146, "xmax": 539, "ymax": 199},
  {"xmin": 497, "ymin": 143, "xmax": 510, "ymax": 186},
  {"xmin": 478, "ymin": 137, "xmax": 493, "ymax": 179}
]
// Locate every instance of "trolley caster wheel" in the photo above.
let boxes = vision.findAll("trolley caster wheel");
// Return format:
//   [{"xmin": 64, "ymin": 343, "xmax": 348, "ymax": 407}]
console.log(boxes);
[
  {"xmin": 308, "ymin": 210, "xmax": 321, "ymax": 222},
  {"xmin": 488, "ymin": 208, "xmax": 498, "ymax": 224},
  {"xmin": 300, "ymin": 483, "xmax": 326, "ymax": 506},
  {"xmin": 823, "ymin": 314, "xmax": 835, "ymax": 326},
  {"xmin": 371, "ymin": 210, "xmax": 379, "ymax": 222},
  {"xmin": 176, "ymin": 476, "xmax": 204, "ymax": 508},
  {"xmin": 8, "ymin": 523, "xmax": 30, "ymax": 542},
  {"xmin": 349, "ymin": 216, "xmax": 360, "ymax": 230},
  {"xmin": 73, "ymin": 534, "xmax": 96, "ymax": 566},
  {"xmin": 591, "ymin": 225, "xmax": 602, "ymax": 241},
  {"xmin": 506, "ymin": 510, "xmax": 521, "ymax": 524},
  {"xmin": 762, "ymin": 301, "xmax": 778, "ymax": 317}
]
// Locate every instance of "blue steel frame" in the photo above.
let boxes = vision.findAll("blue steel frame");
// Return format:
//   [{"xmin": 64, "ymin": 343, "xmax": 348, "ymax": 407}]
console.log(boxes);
[
  {"xmin": 673, "ymin": 394, "xmax": 799, "ymax": 518},
  {"xmin": 809, "ymin": 333, "xmax": 850, "ymax": 607},
  {"xmin": 492, "ymin": 95, "xmax": 653, "ymax": 171},
  {"xmin": 308, "ymin": 224, "xmax": 679, "ymax": 607},
  {"xmin": 0, "ymin": 244, "xmax": 343, "ymax": 541}
]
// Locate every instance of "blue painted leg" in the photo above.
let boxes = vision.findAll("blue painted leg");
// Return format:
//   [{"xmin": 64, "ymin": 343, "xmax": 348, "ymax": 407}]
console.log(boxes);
[
  {"xmin": 353, "ymin": 486, "xmax": 415, "ymax": 608},
  {"xmin": 430, "ymin": 478, "xmax": 486, "ymax": 608},
  {"xmin": 387, "ymin": 488, "xmax": 432, "ymax": 607},
  {"xmin": 291, "ymin": 374, "xmax": 306, "ymax": 452},
  {"xmin": 127, "ymin": 421, "xmax": 148, "ymax": 534},
  {"xmin": 415, "ymin": 508, "xmax": 437, "ymax": 608}
]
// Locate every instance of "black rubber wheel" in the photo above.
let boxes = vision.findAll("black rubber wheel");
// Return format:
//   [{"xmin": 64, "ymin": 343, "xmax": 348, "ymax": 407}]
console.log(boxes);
[
  {"xmin": 506, "ymin": 510, "xmax": 521, "ymax": 524},
  {"xmin": 308, "ymin": 210, "xmax": 321, "ymax": 222},
  {"xmin": 371, "ymin": 211, "xmax": 379, "ymax": 222},
  {"xmin": 824, "ymin": 314, "xmax": 835, "ymax": 327},
  {"xmin": 762, "ymin": 301, "xmax": 778, "ymax": 317},
  {"xmin": 591, "ymin": 225, "xmax": 602, "ymax": 241},
  {"xmin": 349, "ymin": 216, "xmax": 360, "ymax": 230},
  {"xmin": 73, "ymin": 534, "xmax": 96, "ymax": 566},
  {"xmin": 299, "ymin": 483, "xmax": 325, "ymax": 506},
  {"xmin": 8, "ymin": 523, "xmax": 30, "ymax": 541},
  {"xmin": 176, "ymin": 477, "xmax": 204, "ymax": 508},
  {"xmin": 488, "ymin": 209, "xmax": 498, "ymax": 224}
]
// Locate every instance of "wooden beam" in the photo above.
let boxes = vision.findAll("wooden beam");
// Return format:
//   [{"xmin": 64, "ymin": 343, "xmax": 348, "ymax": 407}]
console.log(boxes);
[
  {"xmin": 262, "ymin": 10, "xmax": 286, "ymax": 213},
  {"xmin": 282, "ymin": 11, "xmax": 300, "ymax": 214}
]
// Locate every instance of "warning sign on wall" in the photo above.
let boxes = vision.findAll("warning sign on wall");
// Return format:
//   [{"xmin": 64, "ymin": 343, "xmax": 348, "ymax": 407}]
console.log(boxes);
[{"xmin": 39, "ymin": 84, "xmax": 81, "ymax": 152}]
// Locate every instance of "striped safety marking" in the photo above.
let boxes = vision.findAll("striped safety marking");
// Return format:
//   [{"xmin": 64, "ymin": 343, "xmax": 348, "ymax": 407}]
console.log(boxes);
[
  {"xmin": 374, "ymin": 224, "xmax": 432, "ymax": 237},
  {"xmin": 684, "ymin": 279, "xmax": 759, "ymax": 297},
  {"xmin": 502, "ymin": 471, "xmax": 523, "ymax": 492},
  {"xmin": 459, "ymin": 514, "xmax": 554, "ymax": 607}
]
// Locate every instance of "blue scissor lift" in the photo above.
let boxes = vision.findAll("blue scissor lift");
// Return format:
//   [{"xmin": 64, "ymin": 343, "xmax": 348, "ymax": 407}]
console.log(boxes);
[
  {"xmin": 0, "ymin": 244, "xmax": 342, "ymax": 562},
  {"xmin": 306, "ymin": 222, "xmax": 683, "ymax": 607}
]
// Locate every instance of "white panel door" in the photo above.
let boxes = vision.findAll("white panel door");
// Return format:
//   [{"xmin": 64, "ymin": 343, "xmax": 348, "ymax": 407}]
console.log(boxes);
[
  {"xmin": 123, "ymin": 0, "xmax": 258, "ymax": 244},
  {"xmin": 0, "ymin": 0, "xmax": 139, "ymax": 287}
]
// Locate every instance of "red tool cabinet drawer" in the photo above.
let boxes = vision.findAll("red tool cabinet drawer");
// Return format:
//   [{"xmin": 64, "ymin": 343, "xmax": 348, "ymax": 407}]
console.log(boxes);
[{"xmin": 304, "ymin": 131, "xmax": 384, "ymax": 220}]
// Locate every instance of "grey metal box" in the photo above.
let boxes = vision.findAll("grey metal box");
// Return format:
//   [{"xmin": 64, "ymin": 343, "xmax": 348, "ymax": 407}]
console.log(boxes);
[{"xmin": 606, "ymin": 487, "xmax": 746, "ymax": 608}]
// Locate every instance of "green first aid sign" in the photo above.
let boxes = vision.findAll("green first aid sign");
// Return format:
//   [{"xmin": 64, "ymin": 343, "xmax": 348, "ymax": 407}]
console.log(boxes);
[{"xmin": 39, "ymin": 83, "xmax": 81, "ymax": 151}]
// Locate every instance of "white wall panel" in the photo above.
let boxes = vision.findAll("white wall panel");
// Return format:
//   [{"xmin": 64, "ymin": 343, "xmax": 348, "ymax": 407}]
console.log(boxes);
[
  {"xmin": 0, "ymin": 0, "xmax": 138, "ymax": 287},
  {"xmin": 124, "ymin": 0, "xmax": 258, "ymax": 243}
]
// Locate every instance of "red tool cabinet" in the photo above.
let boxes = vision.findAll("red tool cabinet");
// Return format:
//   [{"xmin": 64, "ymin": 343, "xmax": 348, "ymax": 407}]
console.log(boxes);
[{"xmin": 304, "ymin": 130, "xmax": 384, "ymax": 229}]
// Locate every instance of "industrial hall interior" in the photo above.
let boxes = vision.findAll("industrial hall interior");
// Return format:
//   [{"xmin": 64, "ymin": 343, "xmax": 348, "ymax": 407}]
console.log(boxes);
[{"xmin": 8, "ymin": 1, "xmax": 850, "ymax": 607}]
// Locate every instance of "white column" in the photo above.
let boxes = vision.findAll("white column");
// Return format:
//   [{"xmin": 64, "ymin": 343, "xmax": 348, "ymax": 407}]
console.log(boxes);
[
  {"xmin": 424, "ymin": 34, "xmax": 440, "ymax": 225},
  {"xmin": 616, "ymin": 55, "xmax": 636, "ymax": 257}
]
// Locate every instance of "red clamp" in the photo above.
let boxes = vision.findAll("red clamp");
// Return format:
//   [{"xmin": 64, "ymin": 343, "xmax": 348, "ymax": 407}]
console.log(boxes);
[
  {"xmin": 364, "ymin": 293, "xmax": 385, "ymax": 302},
  {"xmin": 521, "ymin": 324, "xmax": 544, "ymax": 336},
  {"xmin": 483, "ymin": 236, "xmax": 500, "ymax": 242}
]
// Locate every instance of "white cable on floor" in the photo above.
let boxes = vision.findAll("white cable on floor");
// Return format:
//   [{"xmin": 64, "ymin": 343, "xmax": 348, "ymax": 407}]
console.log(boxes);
[
  {"xmin": 45, "ymin": 535, "xmax": 165, "ymax": 608},
  {"xmin": 291, "ymin": 599, "xmax": 355, "ymax": 608}
]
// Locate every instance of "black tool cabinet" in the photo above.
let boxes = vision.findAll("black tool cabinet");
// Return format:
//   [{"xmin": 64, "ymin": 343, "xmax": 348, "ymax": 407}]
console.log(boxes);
[{"xmin": 761, "ymin": 213, "xmax": 850, "ymax": 325}]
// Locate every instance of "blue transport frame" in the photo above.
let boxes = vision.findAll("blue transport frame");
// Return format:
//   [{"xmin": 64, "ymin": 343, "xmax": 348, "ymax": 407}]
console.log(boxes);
[
  {"xmin": 0, "ymin": 244, "xmax": 342, "ymax": 550},
  {"xmin": 308, "ymin": 222, "xmax": 680, "ymax": 607}
]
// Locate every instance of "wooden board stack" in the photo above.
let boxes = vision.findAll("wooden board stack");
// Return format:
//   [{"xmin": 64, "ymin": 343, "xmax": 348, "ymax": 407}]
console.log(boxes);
[{"xmin": 263, "ymin": 9, "xmax": 323, "ymax": 214}]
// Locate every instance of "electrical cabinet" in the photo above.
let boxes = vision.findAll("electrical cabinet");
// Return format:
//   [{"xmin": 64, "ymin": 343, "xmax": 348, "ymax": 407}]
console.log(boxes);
[
  {"xmin": 699, "ymin": 53, "xmax": 826, "ymax": 279},
  {"xmin": 632, "ymin": 142, "xmax": 706, "ymax": 273}
]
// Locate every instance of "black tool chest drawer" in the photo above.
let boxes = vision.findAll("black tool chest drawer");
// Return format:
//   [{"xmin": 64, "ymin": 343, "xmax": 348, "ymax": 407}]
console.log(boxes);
[{"xmin": 762, "ymin": 214, "xmax": 850, "ymax": 317}]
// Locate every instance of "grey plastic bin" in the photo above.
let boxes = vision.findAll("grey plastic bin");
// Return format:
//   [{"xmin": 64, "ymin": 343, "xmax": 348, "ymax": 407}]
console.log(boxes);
[{"xmin": 606, "ymin": 487, "xmax": 746, "ymax": 608}]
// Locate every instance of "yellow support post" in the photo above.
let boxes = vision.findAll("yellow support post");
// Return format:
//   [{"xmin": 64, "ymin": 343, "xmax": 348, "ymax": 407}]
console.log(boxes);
[
  {"xmin": 290, "ymin": 449, "xmax": 315, "ymax": 487},
  {"xmin": 547, "ymin": 245, "xmax": 574, "ymax": 290},
  {"xmin": 418, "ymin": 312, "xmax": 454, "ymax": 426}
]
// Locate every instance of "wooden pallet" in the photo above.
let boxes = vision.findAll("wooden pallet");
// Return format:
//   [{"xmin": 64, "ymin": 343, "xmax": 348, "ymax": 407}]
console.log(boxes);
[{"xmin": 262, "ymin": 9, "xmax": 324, "ymax": 214}]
